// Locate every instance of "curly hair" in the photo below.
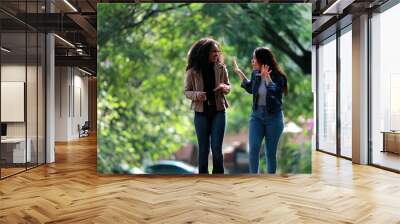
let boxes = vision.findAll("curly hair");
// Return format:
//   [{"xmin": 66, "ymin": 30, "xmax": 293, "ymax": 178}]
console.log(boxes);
[
  {"xmin": 186, "ymin": 38, "xmax": 223, "ymax": 72},
  {"xmin": 254, "ymin": 47, "xmax": 289, "ymax": 96}
]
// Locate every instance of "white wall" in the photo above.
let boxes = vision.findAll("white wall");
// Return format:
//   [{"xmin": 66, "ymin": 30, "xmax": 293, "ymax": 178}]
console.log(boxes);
[
  {"xmin": 72, "ymin": 72, "xmax": 89, "ymax": 138},
  {"xmin": 55, "ymin": 67, "xmax": 89, "ymax": 141},
  {"xmin": 55, "ymin": 66, "xmax": 69, "ymax": 141},
  {"xmin": 1, "ymin": 65, "xmax": 26, "ymax": 81}
]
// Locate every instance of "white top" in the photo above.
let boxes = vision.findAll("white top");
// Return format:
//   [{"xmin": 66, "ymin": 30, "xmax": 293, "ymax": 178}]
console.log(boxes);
[{"xmin": 257, "ymin": 75, "xmax": 268, "ymax": 106}]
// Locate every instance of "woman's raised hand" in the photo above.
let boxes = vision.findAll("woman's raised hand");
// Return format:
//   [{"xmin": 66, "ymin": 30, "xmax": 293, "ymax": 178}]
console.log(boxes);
[
  {"xmin": 232, "ymin": 57, "xmax": 246, "ymax": 81},
  {"xmin": 261, "ymin": 64, "xmax": 272, "ymax": 83},
  {"xmin": 232, "ymin": 58, "xmax": 241, "ymax": 74}
]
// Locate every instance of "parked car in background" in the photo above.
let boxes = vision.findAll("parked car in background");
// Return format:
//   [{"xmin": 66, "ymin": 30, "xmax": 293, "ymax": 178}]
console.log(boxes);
[
  {"xmin": 145, "ymin": 160, "xmax": 197, "ymax": 174},
  {"xmin": 112, "ymin": 163, "xmax": 145, "ymax": 174}
]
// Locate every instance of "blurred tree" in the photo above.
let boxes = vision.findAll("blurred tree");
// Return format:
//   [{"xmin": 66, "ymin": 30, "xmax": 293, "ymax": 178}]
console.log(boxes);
[{"xmin": 201, "ymin": 3, "xmax": 312, "ymax": 74}]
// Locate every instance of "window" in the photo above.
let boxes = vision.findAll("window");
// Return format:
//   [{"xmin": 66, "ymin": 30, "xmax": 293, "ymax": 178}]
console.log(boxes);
[
  {"xmin": 339, "ymin": 28, "xmax": 352, "ymax": 158},
  {"xmin": 317, "ymin": 35, "xmax": 337, "ymax": 154},
  {"xmin": 370, "ymin": 3, "xmax": 400, "ymax": 171}
]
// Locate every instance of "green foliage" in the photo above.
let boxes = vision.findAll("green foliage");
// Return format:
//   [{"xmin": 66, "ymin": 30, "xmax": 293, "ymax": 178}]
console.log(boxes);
[
  {"xmin": 97, "ymin": 3, "xmax": 312, "ymax": 173},
  {"xmin": 258, "ymin": 133, "xmax": 312, "ymax": 174},
  {"xmin": 277, "ymin": 134, "xmax": 312, "ymax": 173}
]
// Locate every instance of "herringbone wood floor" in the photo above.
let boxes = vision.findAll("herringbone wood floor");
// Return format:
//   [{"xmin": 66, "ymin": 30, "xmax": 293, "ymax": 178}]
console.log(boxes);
[{"xmin": 1, "ymin": 135, "xmax": 400, "ymax": 224}]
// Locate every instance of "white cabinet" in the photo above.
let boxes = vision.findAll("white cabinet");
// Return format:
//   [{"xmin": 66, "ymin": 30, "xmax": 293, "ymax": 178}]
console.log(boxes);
[{"xmin": 1, "ymin": 138, "xmax": 32, "ymax": 163}]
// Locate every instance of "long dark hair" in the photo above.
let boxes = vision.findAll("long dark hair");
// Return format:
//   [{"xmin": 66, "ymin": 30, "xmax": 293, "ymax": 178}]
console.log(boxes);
[
  {"xmin": 186, "ymin": 38, "xmax": 223, "ymax": 72},
  {"xmin": 254, "ymin": 47, "xmax": 288, "ymax": 96}
]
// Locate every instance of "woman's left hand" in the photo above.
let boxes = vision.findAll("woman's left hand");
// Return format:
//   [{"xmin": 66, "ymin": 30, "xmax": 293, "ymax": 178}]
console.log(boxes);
[
  {"xmin": 214, "ymin": 83, "xmax": 230, "ymax": 93},
  {"xmin": 261, "ymin": 64, "xmax": 272, "ymax": 82}
]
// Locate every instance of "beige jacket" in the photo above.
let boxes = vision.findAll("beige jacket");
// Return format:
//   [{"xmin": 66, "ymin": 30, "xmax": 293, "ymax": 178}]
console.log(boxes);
[{"xmin": 184, "ymin": 63, "xmax": 230, "ymax": 112}]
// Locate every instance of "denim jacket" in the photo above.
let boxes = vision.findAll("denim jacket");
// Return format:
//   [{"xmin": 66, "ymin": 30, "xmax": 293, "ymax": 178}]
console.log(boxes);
[{"xmin": 240, "ymin": 70, "xmax": 285, "ymax": 114}]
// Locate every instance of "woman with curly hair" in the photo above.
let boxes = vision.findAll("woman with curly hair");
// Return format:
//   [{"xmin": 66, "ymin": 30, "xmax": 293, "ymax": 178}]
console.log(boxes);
[{"xmin": 184, "ymin": 38, "xmax": 231, "ymax": 174}]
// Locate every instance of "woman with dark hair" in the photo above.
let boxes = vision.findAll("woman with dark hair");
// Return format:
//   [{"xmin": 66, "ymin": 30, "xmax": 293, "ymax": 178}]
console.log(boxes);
[
  {"xmin": 184, "ymin": 38, "xmax": 231, "ymax": 174},
  {"xmin": 232, "ymin": 47, "xmax": 288, "ymax": 174}
]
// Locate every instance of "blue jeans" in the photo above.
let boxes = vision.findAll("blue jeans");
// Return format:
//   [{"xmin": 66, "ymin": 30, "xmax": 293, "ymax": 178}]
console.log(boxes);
[
  {"xmin": 249, "ymin": 106, "xmax": 284, "ymax": 174},
  {"xmin": 194, "ymin": 111, "xmax": 226, "ymax": 174}
]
